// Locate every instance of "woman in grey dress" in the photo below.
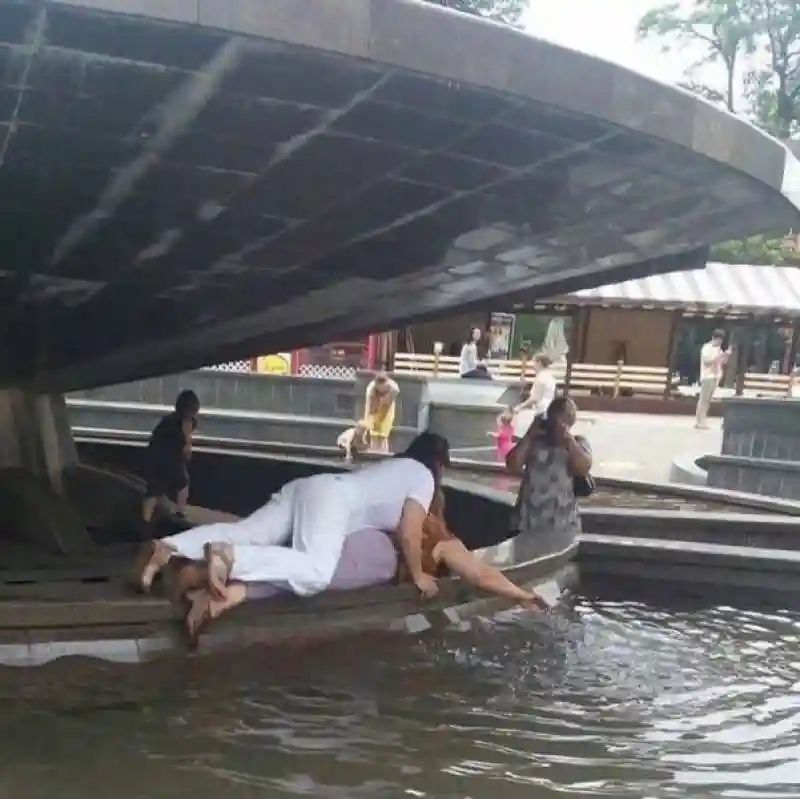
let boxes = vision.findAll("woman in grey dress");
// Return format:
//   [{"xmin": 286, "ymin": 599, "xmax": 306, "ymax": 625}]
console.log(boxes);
[{"xmin": 505, "ymin": 397, "xmax": 592, "ymax": 538}]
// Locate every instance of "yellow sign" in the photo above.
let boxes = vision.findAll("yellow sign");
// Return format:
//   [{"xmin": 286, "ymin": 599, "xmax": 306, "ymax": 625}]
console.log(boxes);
[{"xmin": 257, "ymin": 354, "xmax": 291, "ymax": 375}]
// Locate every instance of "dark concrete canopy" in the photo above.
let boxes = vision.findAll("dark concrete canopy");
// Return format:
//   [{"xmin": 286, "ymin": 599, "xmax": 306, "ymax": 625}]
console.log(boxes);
[{"xmin": 0, "ymin": 0, "xmax": 799, "ymax": 391}]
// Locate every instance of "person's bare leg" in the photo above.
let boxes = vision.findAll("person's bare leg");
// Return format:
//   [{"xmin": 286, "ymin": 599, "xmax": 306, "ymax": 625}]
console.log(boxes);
[
  {"xmin": 185, "ymin": 581, "xmax": 248, "ymax": 641},
  {"xmin": 141, "ymin": 496, "xmax": 158, "ymax": 523},
  {"xmin": 205, "ymin": 541, "xmax": 234, "ymax": 600},
  {"xmin": 433, "ymin": 540, "xmax": 545, "ymax": 609},
  {"xmin": 161, "ymin": 556, "xmax": 208, "ymax": 602}
]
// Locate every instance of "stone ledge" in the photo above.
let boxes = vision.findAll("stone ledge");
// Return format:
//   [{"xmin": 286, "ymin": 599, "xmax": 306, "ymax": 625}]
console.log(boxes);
[
  {"xmin": 71, "ymin": 426, "xmax": 800, "ymax": 516},
  {"xmin": 669, "ymin": 453, "xmax": 708, "ymax": 487},
  {"xmin": 581, "ymin": 533, "xmax": 800, "ymax": 564},
  {"xmin": 706, "ymin": 454, "xmax": 800, "ymax": 473}
]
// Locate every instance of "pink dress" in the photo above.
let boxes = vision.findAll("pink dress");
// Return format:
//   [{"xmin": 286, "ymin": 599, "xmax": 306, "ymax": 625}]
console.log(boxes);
[{"xmin": 495, "ymin": 424, "xmax": 514, "ymax": 460}]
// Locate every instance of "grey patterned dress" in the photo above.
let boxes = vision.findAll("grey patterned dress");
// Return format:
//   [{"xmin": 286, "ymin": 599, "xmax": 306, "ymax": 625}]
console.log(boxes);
[{"xmin": 510, "ymin": 435, "xmax": 591, "ymax": 536}]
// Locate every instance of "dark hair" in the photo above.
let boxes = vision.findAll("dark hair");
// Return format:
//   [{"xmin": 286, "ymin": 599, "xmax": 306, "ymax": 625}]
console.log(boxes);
[
  {"xmin": 711, "ymin": 328, "xmax": 725, "ymax": 340},
  {"xmin": 465, "ymin": 326, "xmax": 482, "ymax": 345},
  {"xmin": 399, "ymin": 432, "xmax": 451, "ymax": 479},
  {"xmin": 175, "ymin": 389, "xmax": 200, "ymax": 417},
  {"xmin": 535, "ymin": 396, "xmax": 574, "ymax": 445}
]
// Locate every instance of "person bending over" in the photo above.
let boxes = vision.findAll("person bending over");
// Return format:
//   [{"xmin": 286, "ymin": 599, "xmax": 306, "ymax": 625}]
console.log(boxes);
[
  {"xmin": 137, "ymin": 478, "xmax": 545, "ymax": 641},
  {"xmin": 400, "ymin": 488, "xmax": 546, "ymax": 610},
  {"xmin": 363, "ymin": 370, "xmax": 400, "ymax": 454},
  {"xmin": 133, "ymin": 433, "xmax": 452, "ymax": 636}
]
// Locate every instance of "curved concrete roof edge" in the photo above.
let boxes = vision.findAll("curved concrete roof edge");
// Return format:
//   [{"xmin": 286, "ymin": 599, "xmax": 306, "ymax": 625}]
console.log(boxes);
[{"xmin": 50, "ymin": 0, "xmax": 800, "ymax": 214}]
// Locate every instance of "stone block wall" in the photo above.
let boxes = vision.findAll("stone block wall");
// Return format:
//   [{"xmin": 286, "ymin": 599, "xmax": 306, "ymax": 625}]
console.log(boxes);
[
  {"xmin": 707, "ymin": 397, "xmax": 800, "ymax": 500},
  {"xmin": 71, "ymin": 370, "xmax": 357, "ymax": 421},
  {"xmin": 68, "ymin": 370, "xmax": 517, "ymax": 453}
]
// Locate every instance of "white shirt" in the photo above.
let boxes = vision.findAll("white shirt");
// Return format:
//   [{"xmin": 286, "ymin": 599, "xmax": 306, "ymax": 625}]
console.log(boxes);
[
  {"xmin": 344, "ymin": 457, "xmax": 435, "ymax": 532},
  {"xmin": 530, "ymin": 369, "xmax": 557, "ymax": 417},
  {"xmin": 459, "ymin": 342, "xmax": 479, "ymax": 375},
  {"xmin": 700, "ymin": 342, "xmax": 723, "ymax": 381}
]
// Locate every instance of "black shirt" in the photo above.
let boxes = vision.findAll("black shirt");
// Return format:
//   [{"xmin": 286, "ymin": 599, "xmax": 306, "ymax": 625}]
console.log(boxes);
[{"xmin": 147, "ymin": 412, "xmax": 187, "ymax": 463}]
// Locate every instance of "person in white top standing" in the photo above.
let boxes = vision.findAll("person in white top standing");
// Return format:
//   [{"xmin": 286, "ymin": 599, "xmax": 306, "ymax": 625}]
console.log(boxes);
[
  {"xmin": 695, "ymin": 329, "xmax": 730, "ymax": 429},
  {"xmin": 133, "ymin": 433, "xmax": 451, "ymax": 637},
  {"xmin": 514, "ymin": 352, "xmax": 558, "ymax": 422}
]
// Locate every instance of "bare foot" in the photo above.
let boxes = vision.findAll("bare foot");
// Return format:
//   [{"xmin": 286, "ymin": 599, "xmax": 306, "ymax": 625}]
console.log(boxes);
[
  {"xmin": 204, "ymin": 541, "xmax": 234, "ymax": 600},
  {"xmin": 185, "ymin": 582, "xmax": 247, "ymax": 643},
  {"xmin": 132, "ymin": 540, "xmax": 176, "ymax": 593}
]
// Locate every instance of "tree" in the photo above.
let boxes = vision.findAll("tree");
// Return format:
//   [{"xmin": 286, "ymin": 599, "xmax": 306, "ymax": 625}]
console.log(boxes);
[
  {"xmin": 637, "ymin": 0, "xmax": 800, "ymax": 135},
  {"xmin": 711, "ymin": 233, "xmax": 800, "ymax": 265},
  {"xmin": 639, "ymin": 0, "xmax": 800, "ymax": 265},
  {"xmin": 741, "ymin": 0, "xmax": 800, "ymax": 138},
  {"xmin": 637, "ymin": 1, "xmax": 755, "ymax": 114},
  {"xmin": 424, "ymin": 0, "xmax": 528, "ymax": 26}
]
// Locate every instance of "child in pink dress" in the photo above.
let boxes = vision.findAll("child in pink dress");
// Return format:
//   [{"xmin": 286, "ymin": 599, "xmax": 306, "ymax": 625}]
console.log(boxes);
[{"xmin": 490, "ymin": 407, "xmax": 516, "ymax": 462}]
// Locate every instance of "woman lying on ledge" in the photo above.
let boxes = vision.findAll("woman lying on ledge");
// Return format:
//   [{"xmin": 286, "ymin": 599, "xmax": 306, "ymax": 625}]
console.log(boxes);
[{"xmin": 133, "ymin": 435, "xmax": 545, "ymax": 639}]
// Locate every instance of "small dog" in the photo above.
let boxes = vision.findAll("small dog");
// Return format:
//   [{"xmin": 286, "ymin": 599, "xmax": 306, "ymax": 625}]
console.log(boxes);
[{"xmin": 336, "ymin": 420, "xmax": 371, "ymax": 463}]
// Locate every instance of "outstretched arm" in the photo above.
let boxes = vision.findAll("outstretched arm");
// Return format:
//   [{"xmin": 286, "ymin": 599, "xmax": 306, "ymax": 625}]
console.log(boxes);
[
  {"xmin": 433, "ymin": 539, "xmax": 544, "ymax": 608},
  {"xmin": 515, "ymin": 376, "xmax": 545, "ymax": 412},
  {"xmin": 362, "ymin": 383, "xmax": 374, "ymax": 421}
]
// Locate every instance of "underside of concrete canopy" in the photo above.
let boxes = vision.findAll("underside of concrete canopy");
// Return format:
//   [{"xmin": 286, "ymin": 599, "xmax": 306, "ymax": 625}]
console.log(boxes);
[{"xmin": 0, "ymin": 0, "xmax": 798, "ymax": 392}]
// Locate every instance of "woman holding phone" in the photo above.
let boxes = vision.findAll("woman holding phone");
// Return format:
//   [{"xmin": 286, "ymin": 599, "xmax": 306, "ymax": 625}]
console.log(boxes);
[{"xmin": 505, "ymin": 396, "xmax": 592, "ymax": 540}]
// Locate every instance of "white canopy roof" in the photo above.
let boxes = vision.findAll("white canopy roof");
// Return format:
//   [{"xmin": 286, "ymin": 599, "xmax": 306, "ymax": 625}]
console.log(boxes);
[{"xmin": 561, "ymin": 262, "xmax": 800, "ymax": 316}]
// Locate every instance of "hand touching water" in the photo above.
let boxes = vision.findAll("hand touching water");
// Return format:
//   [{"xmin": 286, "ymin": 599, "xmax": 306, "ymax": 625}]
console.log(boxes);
[{"xmin": 413, "ymin": 572, "xmax": 439, "ymax": 599}]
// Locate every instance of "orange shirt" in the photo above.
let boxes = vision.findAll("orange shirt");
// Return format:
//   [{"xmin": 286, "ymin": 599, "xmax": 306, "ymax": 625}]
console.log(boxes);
[{"xmin": 397, "ymin": 490, "xmax": 455, "ymax": 581}]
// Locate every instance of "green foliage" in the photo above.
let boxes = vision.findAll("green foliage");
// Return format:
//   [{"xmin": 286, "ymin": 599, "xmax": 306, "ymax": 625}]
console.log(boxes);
[
  {"xmin": 638, "ymin": 0, "xmax": 800, "ymax": 135},
  {"xmin": 711, "ymin": 235, "xmax": 800, "ymax": 266},
  {"xmin": 637, "ymin": 0, "xmax": 757, "ymax": 113},
  {"xmin": 740, "ymin": 0, "xmax": 800, "ymax": 138},
  {"xmin": 424, "ymin": 0, "xmax": 528, "ymax": 26},
  {"xmin": 640, "ymin": 1, "xmax": 800, "ymax": 265}
]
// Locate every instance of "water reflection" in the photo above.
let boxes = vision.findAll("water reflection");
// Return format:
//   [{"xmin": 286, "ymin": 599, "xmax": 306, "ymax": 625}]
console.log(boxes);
[{"xmin": 1, "ymin": 595, "xmax": 800, "ymax": 798}]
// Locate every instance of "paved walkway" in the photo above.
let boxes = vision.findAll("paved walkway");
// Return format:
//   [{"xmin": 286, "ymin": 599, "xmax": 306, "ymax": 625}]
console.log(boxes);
[{"xmin": 451, "ymin": 412, "xmax": 723, "ymax": 484}]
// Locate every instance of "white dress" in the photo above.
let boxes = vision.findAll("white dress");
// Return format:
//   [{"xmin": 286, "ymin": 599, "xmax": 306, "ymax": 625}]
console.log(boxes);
[{"xmin": 162, "ymin": 458, "xmax": 434, "ymax": 596}]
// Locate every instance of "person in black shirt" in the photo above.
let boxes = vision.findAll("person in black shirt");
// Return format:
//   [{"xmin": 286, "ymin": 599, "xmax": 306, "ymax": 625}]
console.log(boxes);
[{"xmin": 141, "ymin": 389, "xmax": 200, "ymax": 531}]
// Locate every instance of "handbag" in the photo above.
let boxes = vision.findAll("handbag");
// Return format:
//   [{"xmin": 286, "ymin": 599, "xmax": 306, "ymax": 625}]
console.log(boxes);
[{"xmin": 573, "ymin": 473, "xmax": 595, "ymax": 498}]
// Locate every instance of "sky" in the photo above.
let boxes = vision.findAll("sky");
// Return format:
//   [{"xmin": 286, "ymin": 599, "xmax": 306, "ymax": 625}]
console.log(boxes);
[{"xmin": 522, "ymin": 0, "xmax": 721, "ymax": 91}]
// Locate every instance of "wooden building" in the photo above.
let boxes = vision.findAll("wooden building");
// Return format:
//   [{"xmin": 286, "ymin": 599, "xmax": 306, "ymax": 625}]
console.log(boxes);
[
  {"xmin": 393, "ymin": 262, "xmax": 800, "ymax": 412},
  {"xmin": 533, "ymin": 261, "xmax": 800, "ymax": 391}
]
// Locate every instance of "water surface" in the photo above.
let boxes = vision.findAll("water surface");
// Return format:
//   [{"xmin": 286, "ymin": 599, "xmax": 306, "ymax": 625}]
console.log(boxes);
[{"xmin": 2, "ymin": 591, "xmax": 799, "ymax": 798}]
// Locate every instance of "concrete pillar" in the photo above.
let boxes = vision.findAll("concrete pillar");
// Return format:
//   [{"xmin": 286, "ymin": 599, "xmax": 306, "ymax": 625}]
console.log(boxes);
[
  {"xmin": 0, "ymin": 390, "xmax": 77, "ymax": 487},
  {"xmin": 0, "ymin": 390, "xmax": 90, "ymax": 554}
]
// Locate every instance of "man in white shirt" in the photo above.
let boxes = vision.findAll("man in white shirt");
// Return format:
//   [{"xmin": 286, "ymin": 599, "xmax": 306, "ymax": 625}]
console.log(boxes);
[{"xmin": 695, "ymin": 329, "xmax": 730, "ymax": 429}]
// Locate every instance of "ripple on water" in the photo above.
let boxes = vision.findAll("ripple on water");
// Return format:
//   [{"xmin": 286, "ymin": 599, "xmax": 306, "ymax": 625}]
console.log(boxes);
[{"xmin": 1, "ymin": 596, "xmax": 800, "ymax": 798}]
